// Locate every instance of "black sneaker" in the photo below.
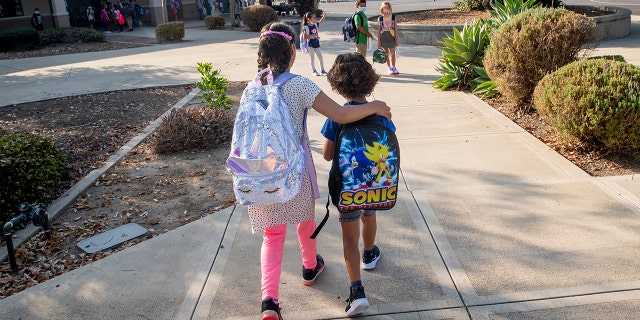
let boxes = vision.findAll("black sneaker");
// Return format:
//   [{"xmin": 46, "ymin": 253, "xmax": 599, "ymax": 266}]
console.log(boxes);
[
  {"xmin": 302, "ymin": 254, "xmax": 324, "ymax": 286},
  {"xmin": 345, "ymin": 285, "xmax": 370, "ymax": 317},
  {"xmin": 261, "ymin": 298, "xmax": 282, "ymax": 320},
  {"xmin": 362, "ymin": 245, "xmax": 381, "ymax": 270}
]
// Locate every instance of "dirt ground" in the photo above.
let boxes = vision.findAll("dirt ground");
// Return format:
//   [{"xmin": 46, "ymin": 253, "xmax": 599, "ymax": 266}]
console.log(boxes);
[
  {"xmin": 0, "ymin": 83, "xmax": 243, "ymax": 298},
  {"xmin": 1, "ymin": 7, "xmax": 637, "ymax": 298}
]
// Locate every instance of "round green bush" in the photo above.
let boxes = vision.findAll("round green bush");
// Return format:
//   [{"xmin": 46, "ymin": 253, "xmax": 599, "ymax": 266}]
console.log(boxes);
[
  {"xmin": 0, "ymin": 130, "xmax": 67, "ymax": 222},
  {"xmin": 484, "ymin": 7, "xmax": 599, "ymax": 106},
  {"xmin": 0, "ymin": 28, "xmax": 39, "ymax": 51},
  {"xmin": 205, "ymin": 15, "xmax": 226, "ymax": 29},
  {"xmin": 155, "ymin": 21, "xmax": 185, "ymax": 42},
  {"xmin": 240, "ymin": 4, "xmax": 278, "ymax": 32},
  {"xmin": 453, "ymin": 0, "xmax": 484, "ymax": 11},
  {"xmin": 533, "ymin": 58, "xmax": 640, "ymax": 151},
  {"xmin": 38, "ymin": 28, "xmax": 105, "ymax": 46}
]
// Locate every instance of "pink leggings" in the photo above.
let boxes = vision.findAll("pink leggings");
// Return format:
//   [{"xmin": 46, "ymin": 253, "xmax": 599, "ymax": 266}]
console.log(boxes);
[{"xmin": 261, "ymin": 219, "xmax": 317, "ymax": 301}]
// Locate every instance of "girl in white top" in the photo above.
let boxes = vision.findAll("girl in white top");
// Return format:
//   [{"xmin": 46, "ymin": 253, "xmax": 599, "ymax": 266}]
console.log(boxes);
[{"xmin": 301, "ymin": 10, "xmax": 327, "ymax": 76}]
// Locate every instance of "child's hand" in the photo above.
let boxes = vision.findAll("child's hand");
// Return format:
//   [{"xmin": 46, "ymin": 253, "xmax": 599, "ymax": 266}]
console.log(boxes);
[{"xmin": 371, "ymin": 100, "xmax": 391, "ymax": 120}]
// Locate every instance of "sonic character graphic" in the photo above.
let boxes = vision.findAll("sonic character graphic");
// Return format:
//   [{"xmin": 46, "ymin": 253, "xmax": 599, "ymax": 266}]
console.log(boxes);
[
  {"xmin": 364, "ymin": 142, "xmax": 392, "ymax": 185},
  {"xmin": 340, "ymin": 147, "xmax": 374, "ymax": 190}
]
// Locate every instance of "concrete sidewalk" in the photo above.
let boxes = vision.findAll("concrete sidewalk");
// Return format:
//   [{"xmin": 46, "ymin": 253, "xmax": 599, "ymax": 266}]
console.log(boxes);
[{"xmin": 2, "ymin": 2, "xmax": 640, "ymax": 319}]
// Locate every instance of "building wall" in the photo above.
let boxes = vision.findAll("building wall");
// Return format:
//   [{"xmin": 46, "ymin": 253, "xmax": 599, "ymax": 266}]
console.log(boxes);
[
  {"xmin": 0, "ymin": 0, "xmax": 209, "ymax": 31},
  {"xmin": 0, "ymin": 0, "xmax": 67, "ymax": 30}
]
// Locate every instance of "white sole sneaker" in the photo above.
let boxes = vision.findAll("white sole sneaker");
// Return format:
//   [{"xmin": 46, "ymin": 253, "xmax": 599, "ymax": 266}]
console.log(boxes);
[
  {"xmin": 346, "ymin": 297, "xmax": 370, "ymax": 317},
  {"xmin": 361, "ymin": 252, "xmax": 381, "ymax": 270}
]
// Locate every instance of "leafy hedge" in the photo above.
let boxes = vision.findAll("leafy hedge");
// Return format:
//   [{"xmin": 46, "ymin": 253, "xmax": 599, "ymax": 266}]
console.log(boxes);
[
  {"xmin": 484, "ymin": 7, "xmax": 599, "ymax": 106},
  {"xmin": 0, "ymin": 28, "xmax": 39, "ymax": 52},
  {"xmin": 240, "ymin": 4, "xmax": 278, "ymax": 32},
  {"xmin": 156, "ymin": 21, "xmax": 185, "ymax": 42},
  {"xmin": 533, "ymin": 58, "xmax": 640, "ymax": 151},
  {"xmin": 0, "ymin": 130, "xmax": 67, "ymax": 223}
]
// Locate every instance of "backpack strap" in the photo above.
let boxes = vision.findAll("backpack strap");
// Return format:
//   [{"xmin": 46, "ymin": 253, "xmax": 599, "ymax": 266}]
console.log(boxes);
[
  {"xmin": 272, "ymin": 71, "xmax": 296, "ymax": 87},
  {"xmin": 353, "ymin": 11, "xmax": 364, "ymax": 38},
  {"xmin": 310, "ymin": 197, "xmax": 330, "ymax": 239},
  {"xmin": 379, "ymin": 14, "xmax": 396, "ymax": 31},
  {"xmin": 254, "ymin": 70, "xmax": 297, "ymax": 86}
]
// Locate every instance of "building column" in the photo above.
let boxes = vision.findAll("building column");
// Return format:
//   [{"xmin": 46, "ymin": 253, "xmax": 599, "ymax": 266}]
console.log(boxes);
[
  {"xmin": 147, "ymin": 0, "xmax": 169, "ymax": 26},
  {"xmin": 51, "ymin": 0, "xmax": 70, "ymax": 27}
]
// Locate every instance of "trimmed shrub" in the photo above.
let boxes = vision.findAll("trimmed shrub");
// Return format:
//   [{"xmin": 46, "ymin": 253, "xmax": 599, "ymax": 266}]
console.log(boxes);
[
  {"xmin": 0, "ymin": 129, "xmax": 67, "ymax": 222},
  {"xmin": 155, "ymin": 21, "xmax": 185, "ymax": 42},
  {"xmin": 39, "ymin": 27, "xmax": 105, "ymax": 45},
  {"xmin": 484, "ymin": 7, "xmax": 599, "ymax": 106},
  {"xmin": 587, "ymin": 55, "xmax": 626, "ymax": 63},
  {"xmin": 39, "ymin": 28, "xmax": 68, "ymax": 45},
  {"xmin": 240, "ymin": 4, "xmax": 278, "ymax": 32},
  {"xmin": 205, "ymin": 15, "xmax": 226, "ymax": 29},
  {"xmin": 453, "ymin": 0, "xmax": 484, "ymax": 11},
  {"xmin": 0, "ymin": 28, "xmax": 39, "ymax": 52},
  {"xmin": 152, "ymin": 107, "xmax": 234, "ymax": 154},
  {"xmin": 533, "ymin": 58, "xmax": 640, "ymax": 151}
]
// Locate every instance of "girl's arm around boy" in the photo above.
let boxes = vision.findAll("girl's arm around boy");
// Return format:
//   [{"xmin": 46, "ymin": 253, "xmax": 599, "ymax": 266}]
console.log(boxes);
[{"xmin": 312, "ymin": 93, "xmax": 391, "ymax": 124}]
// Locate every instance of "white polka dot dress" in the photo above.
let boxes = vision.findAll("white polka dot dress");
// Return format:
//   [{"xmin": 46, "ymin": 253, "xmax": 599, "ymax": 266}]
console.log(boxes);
[{"xmin": 247, "ymin": 76, "xmax": 322, "ymax": 233}]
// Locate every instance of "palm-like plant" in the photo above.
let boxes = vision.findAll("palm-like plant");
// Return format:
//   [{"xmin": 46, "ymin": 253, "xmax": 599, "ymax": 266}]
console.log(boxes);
[
  {"xmin": 434, "ymin": 0, "xmax": 542, "ymax": 97},
  {"xmin": 434, "ymin": 20, "xmax": 490, "ymax": 92},
  {"xmin": 489, "ymin": 0, "xmax": 538, "ymax": 27}
]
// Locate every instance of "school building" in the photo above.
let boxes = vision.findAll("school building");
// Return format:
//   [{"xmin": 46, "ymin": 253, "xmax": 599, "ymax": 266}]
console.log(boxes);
[{"xmin": 0, "ymin": 0, "xmax": 243, "ymax": 31}]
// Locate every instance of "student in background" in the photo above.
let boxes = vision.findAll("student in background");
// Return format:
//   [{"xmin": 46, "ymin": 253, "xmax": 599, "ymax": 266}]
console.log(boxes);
[{"xmin": 301, "ymin": 10, "xmax": 327, "ymax": 76}]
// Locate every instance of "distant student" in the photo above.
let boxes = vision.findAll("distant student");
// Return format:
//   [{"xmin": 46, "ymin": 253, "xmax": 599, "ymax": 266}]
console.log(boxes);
[
  {"xmin": 353, "ymin": 0, "xmax": 375, "ymax": 57},
  {"xmin": 377, "ymin": 1, "xmax": 399, "ymax": 75},
  {"xmin": 31, "ymin": 8, "xmax": 44, "ymax": 31},
  {"xmin": 125, "ymin": 1, "xmax": 135, "ymax": 31},
  {"xmin": 100, "ymin": 6, "xmax": 111, "ymax": 33},
  {"xmin": 170, "ymin": 0, "xmax": 180, "ymax": 21},
  {"xmin": 86, "ymin": 6, "xmax": 95, "ymax": 29},
  {"xmin": 245, "ymin": 23, "xmax": 391, "ymax": 320},
  {"xmin": 301, "ymin": 10, "xmax": 327, "ymax": 76},
  {"xmin": 197, "ymin": 0, "xmax": 205, "ymax": 19},
  {"xmin": 321, "ymin": 52, "xmax": 396, "ymax": 317}
]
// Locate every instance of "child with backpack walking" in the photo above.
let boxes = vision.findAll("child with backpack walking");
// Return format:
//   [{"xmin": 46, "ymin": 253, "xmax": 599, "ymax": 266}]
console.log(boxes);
[
  {"xmin": 237, "ymin": 22, "xmax": 392, "ymax": 320},
  {"xmin": 301, "ymin": 10, "xmax": 327, "ymax": 76},
  {"xmin": 321, "ymin": 52, "xmax": 397, "ymax": 317},
  {"xmin": 378, "ymin": 1, "xmax": 399, "ymax": 75}
]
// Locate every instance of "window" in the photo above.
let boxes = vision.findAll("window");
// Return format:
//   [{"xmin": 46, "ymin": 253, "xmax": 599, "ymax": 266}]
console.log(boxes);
[{"xmin": 0, "ymin": 0, "xmax": 24, "ymax": 18}]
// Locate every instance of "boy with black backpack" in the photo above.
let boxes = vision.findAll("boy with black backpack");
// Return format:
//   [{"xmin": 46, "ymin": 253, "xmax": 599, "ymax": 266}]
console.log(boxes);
[
  {"xmin": 353, "ymin": 0, "xmax": 375, "ymax": 57},
  {"xmin": 321, "ymin": 53, "xmax": 398, "ymax": 317}
]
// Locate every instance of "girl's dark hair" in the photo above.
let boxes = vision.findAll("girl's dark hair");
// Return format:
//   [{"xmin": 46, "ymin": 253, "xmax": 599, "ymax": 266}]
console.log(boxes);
[
  {"xmin": 257, "ymin": 22, "xmax": 295, "ymax": 77},
  {"xmin": 302, "ymin": 11, "xmax": 314, "ymax": 25},
  {"xmin": 327, "ymin": 53, "xmax": 380, "ymax": 99}
]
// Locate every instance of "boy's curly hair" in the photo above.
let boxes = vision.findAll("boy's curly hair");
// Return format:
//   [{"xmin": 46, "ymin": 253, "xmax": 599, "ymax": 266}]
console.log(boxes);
[
  {"xmin": 327, "ymin": 53, "xmax": 380, "ymax": 99},
  {"xmin": 258, "ymin": 22, "xmax": 295, "ymax": 77}
]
